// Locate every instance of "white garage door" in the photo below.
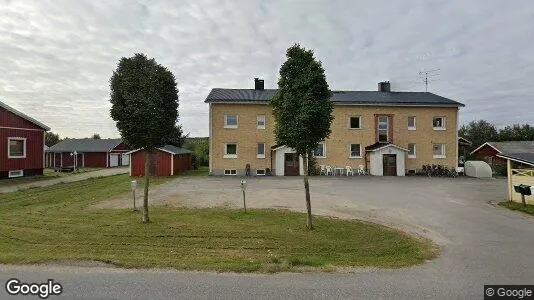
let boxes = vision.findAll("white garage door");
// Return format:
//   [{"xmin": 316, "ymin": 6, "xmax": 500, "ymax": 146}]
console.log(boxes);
[
  {"xmin": 122, "ymin": 154, "xmax": 130, "ymax": 166},
  {"xmin": 110, "ymin": 154, "xmax": 119, "ymax": 167}
]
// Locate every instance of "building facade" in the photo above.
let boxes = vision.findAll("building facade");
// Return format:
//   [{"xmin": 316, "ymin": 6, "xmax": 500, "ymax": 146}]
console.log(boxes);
[
  {"xmin": 206, "ymin": 80, "xmax": 464, "ymax": 176},
  {"xmin": 1, "ymin": 101, "xmax": 50, "ymax": 179},
  {"xmin": 46, "ymin": 138, "xmax": 130, "ymax": 169}
]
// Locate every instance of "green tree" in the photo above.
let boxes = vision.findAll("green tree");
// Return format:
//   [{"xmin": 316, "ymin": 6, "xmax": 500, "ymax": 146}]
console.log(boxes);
[
  {"xmin": 497, "ymin": 124, "xmax": 534, "ymax": 141},
  {"xmin": 110, "ymin": 53, "xmax": 179, "ymax": 223},
  {"xmin": 459, "ymin": 120, "xmax": 498, "ymax": 150},
  {"xmin": 45, "ymin": 132, "xmax": 60, "ymax": 147},
  {"xmin": 270, "ymin": 44, "xmax": 334, "ymax": 230},
  {"xmin": 91, "ymin": 133, "xmax": 101, "ymax": 139}
]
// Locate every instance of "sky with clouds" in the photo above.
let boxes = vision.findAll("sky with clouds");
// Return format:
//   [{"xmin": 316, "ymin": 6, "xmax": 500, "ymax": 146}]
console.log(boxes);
[{"xmin": 1, "ymin": 0, "xmax": 533, "ymax": 138}]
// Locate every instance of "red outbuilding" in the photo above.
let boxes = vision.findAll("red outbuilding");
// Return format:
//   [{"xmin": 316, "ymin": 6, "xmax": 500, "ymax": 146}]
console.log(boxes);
[
  {"xmin": 470, "ymin": 141, "xmax": 534, "ymax": 167},
  {"xmin": 1, "ymin": 101, "xmax": 50, "ymax": 179},
  {"xmin": 46, "ymin": 138, "xmax": 130, "ymax": 169},
  {"xmin": 127, "ymin": 145, "xmax": 193, "ymax": 176}
]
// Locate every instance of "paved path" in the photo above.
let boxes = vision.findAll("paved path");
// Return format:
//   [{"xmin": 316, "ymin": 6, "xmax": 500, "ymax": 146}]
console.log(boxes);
[
  {"xmin": 0, "ymin": 167, "xmax": 128, "ymax": 193},
  {"xmin": 1, "ymin": 176, "xmax": 533, "ymax": 299}
]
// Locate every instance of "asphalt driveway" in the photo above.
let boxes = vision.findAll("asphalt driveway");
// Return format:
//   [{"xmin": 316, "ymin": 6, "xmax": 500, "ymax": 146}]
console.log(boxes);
[
  {"xmin": 3, "ymin": 175, "xmax": 534, "ymax": 299},
  {"xmin": 0, "ymin": 167, "xmax": 128, "ymax": 193}
]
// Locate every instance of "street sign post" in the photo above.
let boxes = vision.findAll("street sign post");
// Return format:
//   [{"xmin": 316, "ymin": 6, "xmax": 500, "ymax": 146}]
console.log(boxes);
[
  {"xmin": 131, "ymin": 180, "xmax": 137, "ymax": 211},
  {"xmin": 240, "ymin": 179, "xmax": 247, "ymax": 213}
]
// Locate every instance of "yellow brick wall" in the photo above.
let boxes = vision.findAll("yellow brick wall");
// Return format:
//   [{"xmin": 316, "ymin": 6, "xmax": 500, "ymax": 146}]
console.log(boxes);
[{"xmin": 210, "ymin": 103, "xmax": 459, "ymax": 174}]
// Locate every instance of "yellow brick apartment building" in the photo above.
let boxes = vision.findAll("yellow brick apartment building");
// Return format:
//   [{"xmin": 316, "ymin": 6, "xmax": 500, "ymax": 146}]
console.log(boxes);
[{"xmin": 205, "ymin": 79, "xmax": 464, "ymax": 176}]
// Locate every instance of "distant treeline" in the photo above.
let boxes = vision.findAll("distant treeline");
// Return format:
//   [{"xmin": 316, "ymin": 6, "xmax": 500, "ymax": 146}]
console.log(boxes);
[{"xmin": 459, "ymin": 120, "xmax": 534, "ymax": 151}]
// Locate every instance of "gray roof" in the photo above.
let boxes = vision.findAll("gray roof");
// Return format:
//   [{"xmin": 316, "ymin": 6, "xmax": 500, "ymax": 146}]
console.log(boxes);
[
  {"xmin": 486, "ymin": 141, "xmax": 534, "ymax": 153},
  {"xmin": 47, "ymin": 138, "xmax": 123, "ymax": 153},
  {"xmin": 126, "ymin": 145, "xmax": 193, "ymax": 155},
  {"xmin": 160, "ymin": 145, "xmax": 193, "ymax": 155},
  {"xmin": 497, "ymin": 152, "xmax": 534, "ymax": 166},
  {"xmin": 205, "ymin": 88, "xmax": 464, "ymax": 107},
  {"xmin": 0, "ymin": 100, "xmax": 50, "ymax": 130}
]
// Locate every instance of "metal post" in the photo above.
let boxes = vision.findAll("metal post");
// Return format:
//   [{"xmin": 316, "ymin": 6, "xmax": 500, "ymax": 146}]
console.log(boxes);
[
  {"xmin": 243, "ymin": 190, "xmax": 246, "ymax": 213},
  {"xmin": 131, "ymin": 180, "xmax": 137, "ymax": 211}
]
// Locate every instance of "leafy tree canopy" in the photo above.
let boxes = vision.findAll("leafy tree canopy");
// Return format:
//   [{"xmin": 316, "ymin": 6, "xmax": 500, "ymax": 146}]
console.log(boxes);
[
  {"xmin": 109, "ymin": 53, "xmax": 179, "ymax": 150},
  {"xmin": 45, "ymin": 132, "xmax": 60, "ymax": 147},
  {"xmin": 270, "ymin": 44, "xmax": 334, "ymax": 156},
  {"xmin": 91, "ymin": 133, "xmax": 101, "ymax": 139},
  {"xmin": 460, "ymin": 120, "xmax": 534, "ymax": 150}
]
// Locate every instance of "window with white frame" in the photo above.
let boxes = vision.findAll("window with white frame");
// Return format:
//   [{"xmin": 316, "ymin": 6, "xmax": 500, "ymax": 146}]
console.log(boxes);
[
  {"xmin": 408, "ymin": 143, "xmax": 416, "ymax": 158},
  {"xmin": 8, "ymin": 170, "xmax": 23, "ymax": 178},
  {"xmin": 378, "ymin": 116, "xmax": 389, "ymax": 142},
  {"xmin": 408, "ymin": 116, "xmax": 416, "ymax": 130},
  {"xmin": 224, "ymin": 169, "xmax": 237, "ymax": 175},
  {"xmin": 8, "ymin": 138, "xmax": 26, "ymax": 158},
  {"xmin": 349, "ymin": 116, "xmax": 361, "ymax": 129},
  {"xmin": 313, "ymin": 142, "xmax": 326, "ymax": 158},
  {"xmin": 224, "ymin": 115, "xmax": 238, "ymax": 128},
  {"xmin": 257, "ymin": 115, "xmax": 266, "ymax": 129},
  {"xmin": 257, "ymin": 143, "xmax": 265, "ymax": 158},
  {"xmin": 433, "ymin": 143, "xmax": 446, "ymax": 158},
  {"xmin": 349, "ymin": 144, "xmax": 361, "ymax": 158},
  {"xmin": 433, "ymin": 117, "xmax": 446, "ymax": 130},
  {"xmin": 256, "ymin": 169, "xmax": 266, "ymax": 176},
  {"xmin": 224, "ymin": 143, "xmax": 237, "ymax": 158}
]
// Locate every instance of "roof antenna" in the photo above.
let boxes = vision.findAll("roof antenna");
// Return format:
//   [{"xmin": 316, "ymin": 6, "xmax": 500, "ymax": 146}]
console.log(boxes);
[{"xmin": 418, "ymin": 68, "xmax": 440, "ymax": 92}]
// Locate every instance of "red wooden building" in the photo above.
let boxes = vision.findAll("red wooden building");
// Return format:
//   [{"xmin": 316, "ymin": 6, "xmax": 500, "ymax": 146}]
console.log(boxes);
[
  {"xmin": 1, "ymin": 101, "xmax": 50, "ymax": 179},
  {"xmin": 46, "ymin": 138, "xmax": 130, "ymax": 169},
  {"xmin": 127, "ymin": 145, "xmax": 193, "ymax": 176},
  {"xmin": 471, "ymin": 141, "xmax": 534, "ymax": 167}
]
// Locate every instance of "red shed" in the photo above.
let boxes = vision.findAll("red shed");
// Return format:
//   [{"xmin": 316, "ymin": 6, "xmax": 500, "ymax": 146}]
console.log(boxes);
[
  {"xmin": 46, "ymin": 138, "xmax": 130, "ymax": 169},
  {"xmin": 471, "ymin": 141, "xmax": 534, "ymax": 167},
  {"xmin": 1, "ymin": 101, "xmax": 50, "ymax": 179},
  {"xmin": 127, "ymin": 145, "xmax": 193, "ymax": 176}
]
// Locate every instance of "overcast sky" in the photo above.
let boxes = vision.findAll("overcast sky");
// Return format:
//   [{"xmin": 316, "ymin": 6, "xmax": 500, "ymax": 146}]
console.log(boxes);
[{"xmin": 1, "ymin": 0, "xmax": 533, "ymax": 138}]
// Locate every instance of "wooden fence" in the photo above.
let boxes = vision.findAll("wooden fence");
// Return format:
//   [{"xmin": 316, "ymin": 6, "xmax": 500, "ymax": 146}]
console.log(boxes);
[{"xmin": 509, "ymin": 168, "xmax": 534, "ymax": 204}]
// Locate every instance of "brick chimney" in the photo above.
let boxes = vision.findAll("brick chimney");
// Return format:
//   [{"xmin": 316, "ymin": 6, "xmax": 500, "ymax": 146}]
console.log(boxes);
[
  {"xmin": 378, "ymin": 81, "xmax": 391, "ymax": 92},
  {"xmin": 254, "ymin": 78, "xmax": 265, "ymax": 90}
]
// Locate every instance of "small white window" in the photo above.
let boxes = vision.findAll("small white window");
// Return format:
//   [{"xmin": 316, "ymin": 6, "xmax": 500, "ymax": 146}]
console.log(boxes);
[
  {"xmin": 313, "ymin": 142, "xmax": 326, "ymax": 158},
  {"xmin": 8, "ymin": 138, "xmax": 26, "ymax": 158},
  {"xmin": 257, "ymin": 115, "xmax": 266, "ymax": 129},
  {"xmin": 224, "ymin": 143, "xmax": 237, "ymax": 158},
  {"xmin": 256, "ymin": 169, "xmax": 266, "ymax": 176},
  {"xmin": 349, "ymin": 116, "xmax": 361, "ymax": 129},
  {"xmin": 224, "ymin": 115, "xmax": 238, "ymax": 128},
  {"xmin": 433, "ymin": 143, "xmax": 446, "ymax": 158},
  {"xmin": 408, "ymin": 117, "xmax": 416, "ymax": 130},
  {"xmin": 408, "ymin": 143, "xmax": 416, "ymax": 158},
  {"xmin": 257, "ymin": 143, "xmax": 265, "ymax": 158},
  {"xmin": 8, "ymin": 170, "xmax": 23, "ymax": 178},
  {"xmin": 224, "ymin": 169, "xmax": 237, "ymax": 176},
  {"xmin": 433, "ymin": 117, "xmax": 446, "ymax": 130},
  {"xmin": 349, "ymin": 144, "xmax": 361, "ymax": 158}
]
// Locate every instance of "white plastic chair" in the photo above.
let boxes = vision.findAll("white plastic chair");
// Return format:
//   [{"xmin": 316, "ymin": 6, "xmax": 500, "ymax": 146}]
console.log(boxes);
[
  {"xmin": 319, "ymin": 165, "xmax": 326, "ymax": 175},
  {"xmin": 357, "ymin": 165, "xmax": 366, "ymax": 175},
  {"xmin": 325, "ymin": 166, "xmax": 333, "ymax": 176},
  {"xmin": 346, "ymin": 166, "xmax": 354, "ymax": 176}
]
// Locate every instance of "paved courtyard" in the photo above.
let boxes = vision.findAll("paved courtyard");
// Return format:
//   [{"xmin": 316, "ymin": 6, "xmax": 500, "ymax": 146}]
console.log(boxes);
[{"xmin": 3, "ymin": 175, "xmax": 534, "ymax": 299}]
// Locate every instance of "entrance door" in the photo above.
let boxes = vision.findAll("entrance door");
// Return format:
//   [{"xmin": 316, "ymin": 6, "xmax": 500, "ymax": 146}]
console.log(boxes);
[
  {"xmin": 122, "ymin": 154, "xmax": 130, "ymax": 166},
  {"xmin": 110, "ymin": 154, "xmax": 119, "ymax": 167},
  {"xmin": 284, "ymin": 153, "xmax": 299, "ymax": 176},
  {"xmin": 383, "ymin": 154, "xmax": 397, "ymax": 176}
]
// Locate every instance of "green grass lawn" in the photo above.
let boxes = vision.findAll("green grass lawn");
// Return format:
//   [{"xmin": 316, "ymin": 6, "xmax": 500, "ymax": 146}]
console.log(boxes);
[
  {"xmin": 0, "ymin": 168, "xmax": 103, "ymax": 186},
  {"xmin": 0, "ymin": 174, "xmax": 438, "ymax": 272},
  {"xmin": 499, "ymin": 201, "xmax": 534, "ymax": 216}
]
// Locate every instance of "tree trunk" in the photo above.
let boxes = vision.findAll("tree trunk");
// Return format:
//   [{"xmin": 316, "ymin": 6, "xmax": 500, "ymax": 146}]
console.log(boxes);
[
  {"xmin": 142, "ymin": 151, "xmax": 151, "ymax": 223},
  {"xmin": 302, "ymin": 152, "xmax": 314, "ymax": 230}
]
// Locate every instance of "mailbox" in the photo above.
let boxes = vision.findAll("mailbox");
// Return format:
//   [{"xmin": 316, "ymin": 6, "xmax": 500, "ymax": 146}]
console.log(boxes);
[
  {"xmin": 131, "ymin": 180, "xmax": 137, "ymax": 191},
  {"xmin": 514, "ymin": 184, "xmax": 532, "ymax": 196},
  {"xmin": 240, "ymin": 179, "xmax": 247, "ymax": 191}
]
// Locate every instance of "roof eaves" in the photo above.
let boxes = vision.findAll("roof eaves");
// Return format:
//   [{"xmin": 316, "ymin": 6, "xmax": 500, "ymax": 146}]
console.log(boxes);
[{"xmin": 0, "ymin": 101, "xmax": 51, "ymax": 130}]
